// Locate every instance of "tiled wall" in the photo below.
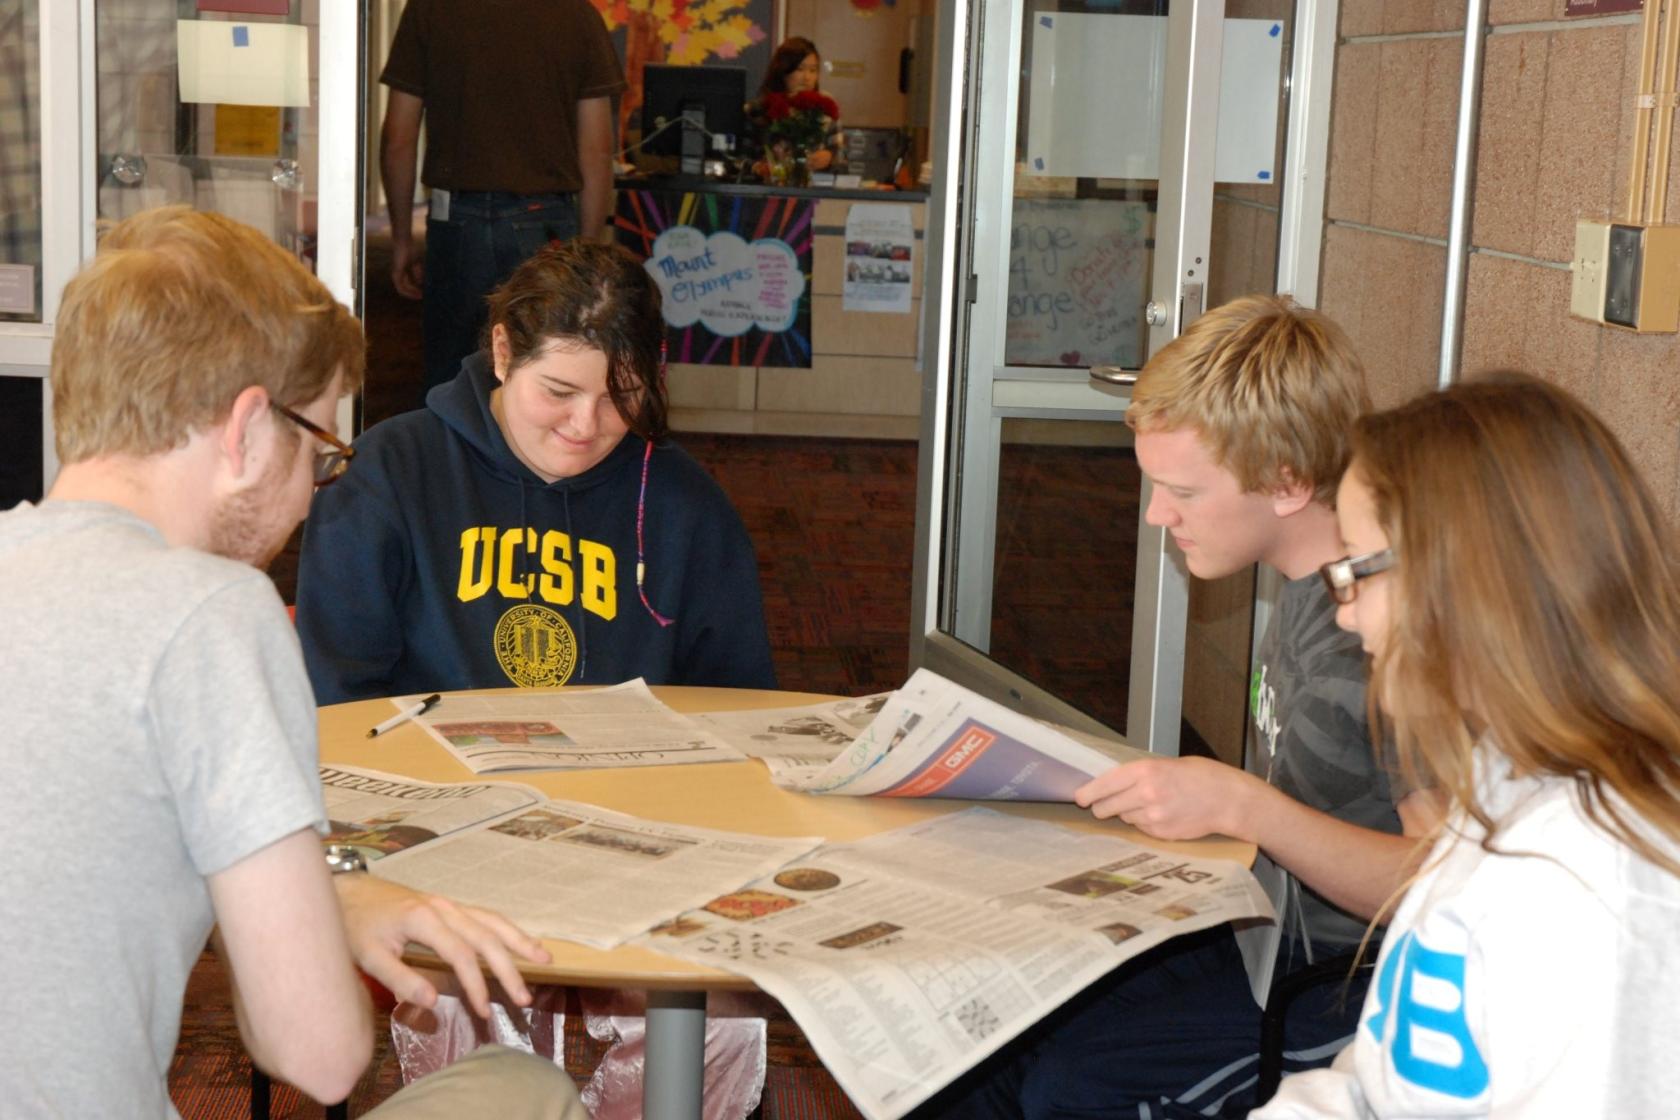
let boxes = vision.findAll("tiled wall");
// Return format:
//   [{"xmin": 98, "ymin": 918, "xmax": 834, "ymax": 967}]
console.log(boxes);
[{"xmin": 1322, "ymin": 1, "xmax": 1680, "ymax": 515}]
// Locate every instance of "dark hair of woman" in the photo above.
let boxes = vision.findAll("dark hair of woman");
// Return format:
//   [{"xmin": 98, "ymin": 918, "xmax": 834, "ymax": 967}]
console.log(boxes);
[
  {"xmin": 759, "ymin": 36, "xmax": 820, "ymax": 98},
  {"xmin": 485, "ymin": 241, "xmax": 669, "ymax": 443}
]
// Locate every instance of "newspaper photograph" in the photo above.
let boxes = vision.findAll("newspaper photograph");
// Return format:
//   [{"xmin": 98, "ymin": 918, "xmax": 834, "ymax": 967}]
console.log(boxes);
[
  {"xmin": 370, "ymin": 798, "xmax": 824, "ymax": 949},
  {"xmin": 398, "ymin": 679, "xmax": 745, "ymax": 773},
  {"xmin": 692, "ymin": 693, "xmax": 892, "ymax": 784},
  {"xmin": 319, "ymin": 765, "xmax": 541, "ymax": 862},
  {"xmin": 794, "ymin": 669, "xmax": 1149, "ymax": 800},
  {"xmin": 636, "ymin": 808, "xmax": 1272, "ymax": 1119}
]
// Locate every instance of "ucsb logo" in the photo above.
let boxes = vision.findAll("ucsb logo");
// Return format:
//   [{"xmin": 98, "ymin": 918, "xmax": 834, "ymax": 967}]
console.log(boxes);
[
  {"xmin": 456, "ymin": 527, "xmax": 617, "ymax": 621},
  {"xmin": 1366, "ymin": 931, "xmax": 1489, "ymax": 1100}
]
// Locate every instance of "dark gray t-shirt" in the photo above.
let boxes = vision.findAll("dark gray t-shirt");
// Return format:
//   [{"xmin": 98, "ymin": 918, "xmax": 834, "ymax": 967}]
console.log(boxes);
[{"xmin": 1247, "ymin": 572, "xmax": 1404, "ymax": 949}]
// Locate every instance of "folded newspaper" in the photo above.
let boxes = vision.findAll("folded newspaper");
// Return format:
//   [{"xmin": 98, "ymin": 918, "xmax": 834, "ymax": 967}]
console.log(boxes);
[
  {"xmin": 320, "ymin": 765, "xmax": 821, "ymax": 949},
  {"xmin": 634, "ymin": 807, "xmax": 1274, "ymax": 1119},
  {"xmin": 394, "ymin": 678, "xmax": 746, "ymax": 774},
  {"xmin": 696, "ymin": 668, "xmax": 1150, "ymax": 798}
]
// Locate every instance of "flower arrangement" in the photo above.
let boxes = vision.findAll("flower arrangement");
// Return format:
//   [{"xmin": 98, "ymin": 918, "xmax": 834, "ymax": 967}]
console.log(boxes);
[{"xmin": 763, "ymin": 90, "xmax": 840, "ymax": 156}]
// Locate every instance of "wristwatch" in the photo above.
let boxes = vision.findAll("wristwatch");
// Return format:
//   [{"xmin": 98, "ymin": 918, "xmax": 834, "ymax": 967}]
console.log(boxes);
[{"xmin": 324, "ymin": 844, "xmax": 368, "ymax": 875}]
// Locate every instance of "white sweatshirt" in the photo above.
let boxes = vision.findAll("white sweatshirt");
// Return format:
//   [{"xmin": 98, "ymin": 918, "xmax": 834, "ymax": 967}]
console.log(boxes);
[{"xmin": 1254, "ymin": 753, "xmax": 1680, "ymax": 1118}]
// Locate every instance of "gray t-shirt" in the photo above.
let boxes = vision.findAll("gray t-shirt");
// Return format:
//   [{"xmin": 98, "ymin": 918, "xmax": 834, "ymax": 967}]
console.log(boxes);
[
  {"xmin": 0, "ymin": 501, "xmax": 325, "ymax": 1118},
  {"xmin": 1247, "ymin": 572, "xmax": 1404, "ymax": 949}
]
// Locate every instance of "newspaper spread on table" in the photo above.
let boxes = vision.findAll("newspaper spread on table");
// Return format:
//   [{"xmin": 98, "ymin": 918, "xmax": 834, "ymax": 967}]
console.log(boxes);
[
  {"xmin": 398, "ymin": 679, "xmax": 745, "ymax": 773},
  {"xmin": 691, "ymin": 692, "xmax": 893, "ymax": 784},
  {"xmin": 320, "ymin": 765, "xmax": 542, "ymax": 860},
  {"xmin": 369, "ymin": 798, "xmax": 824, "ymax": 949},
  {"xmin": 785, "ymin": 668, "xmax": 1150, "ymax": 798},
  {"xmin": 635, "ymin": 807, "xmax": 1273, "ymax": 1119}
]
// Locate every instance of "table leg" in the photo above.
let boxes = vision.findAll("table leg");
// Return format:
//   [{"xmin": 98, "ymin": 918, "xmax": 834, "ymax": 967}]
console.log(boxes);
[{"xmin": 643, "ymin": 989, "xmax": 707, "ymax": 1119}]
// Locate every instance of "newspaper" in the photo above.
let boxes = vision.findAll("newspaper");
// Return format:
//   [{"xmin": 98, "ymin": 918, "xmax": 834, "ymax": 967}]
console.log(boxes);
[
  {"xmin": 369, "ymin": 799, "xmax": 824, "ymax": 949},
  {"xmin": 691, "ymin": 692, "xmax": 892, "ymax": 784},
  {"xmin": 320, "ymin": 764, "xmax": 541, "ymax": 860},
  {"xmin": 792, "ymin": 668, "xmax": 1150, "ymax": 799},
  {"xmin": 636, "ymin": 808, "xmax": 1273, "ymax": 1119},
  {"xmin": 400, "ymin": 679, "xmax": 745, "ymax": 773}
]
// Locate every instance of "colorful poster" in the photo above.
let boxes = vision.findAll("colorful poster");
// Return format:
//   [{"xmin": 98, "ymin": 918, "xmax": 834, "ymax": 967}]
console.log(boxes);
[{"xmin": 616, "ymin": 190, "xmax": 814, "ymax": 368}]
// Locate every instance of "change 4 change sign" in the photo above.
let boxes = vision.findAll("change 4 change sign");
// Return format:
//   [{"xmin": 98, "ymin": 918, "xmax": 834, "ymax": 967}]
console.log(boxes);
[{"xmin": 616, "ymin": 190, "xmax": 814, "ymax": 368}]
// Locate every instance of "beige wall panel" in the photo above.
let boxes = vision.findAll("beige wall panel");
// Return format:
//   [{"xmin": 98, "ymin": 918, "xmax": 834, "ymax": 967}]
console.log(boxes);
[
  {"xmin": 1473, "ymin": 33, "xmax": 1548, "ymax": 257},
  {"xmin": 1595, "ymin": 329, "xmax": 1680, "ymax": 519},
  {"xmin": 1340, "ymin": 1, "xmax": 1382, "ymax": 38},
  {"xmin": 812, "ymin": 294, "xmax": 921, "ymax": 357},
  {"xmin": 1531, "ymin": 26, "xmax": 1628, "ymax": 262},
  {"xmin": 666, "ymin": 363, "xmax": 756, "ymax": 411},
  {"xmin": 1327, "ymin": 43, "xmax": 1381, "ymax": 224},
  {"xmin": 1460, "ymin": 255, "xmax": 1601, "ymax": 401},
  {"xmin": 1370, "ymin": 38, "xmax": 1459, "ymax": 240},
  {"xmin": 1488, "ymin": 0, "xmax": 1554, "ymax": 24},
  {"xmin": 1377, "ymin": 0, "xmax": 1466, "ymax": 34},
  {"xmin": 1320, "ymin": 226, "xmax": 1443, "ymax": 407},
  {"xmin": 757, "ymin": 356, "xmax": 921, "ymax": 416},
  {"xmin": 1317, "ymin": 224, "xmax": 1369, "ymax": 352}
]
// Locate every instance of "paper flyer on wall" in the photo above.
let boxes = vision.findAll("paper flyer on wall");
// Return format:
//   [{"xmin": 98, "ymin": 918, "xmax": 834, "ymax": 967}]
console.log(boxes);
[
  {"xmin": 790, "ymin": 668, "xmax": 1149, "ymax": 800},
  {"xmin": 397, "ymin": 679, "xmax": 746, "ymax": 773},
  {"xmin": 842, "ymin": 203, "xmax": 915, "ymax": 313},
  {"xmin": 371, "ymin": 799, "xmax": 824, "ymax": 950},
  {"xmin": 635, "ymin": 808, "xmax": 1274, "ymax": 1120},
  {"xmin": 319, "ymin": 765, "xmax": 542, "ymax": 862}
]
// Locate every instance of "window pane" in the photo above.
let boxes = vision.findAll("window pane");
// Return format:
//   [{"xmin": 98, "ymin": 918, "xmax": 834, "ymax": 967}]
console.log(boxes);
[{"xmin": 0, "ymin": 0, "xmax": 42, "ymax": 323}]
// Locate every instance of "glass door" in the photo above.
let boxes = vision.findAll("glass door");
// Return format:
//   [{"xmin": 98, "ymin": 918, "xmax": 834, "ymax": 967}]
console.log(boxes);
[{"xmin": 913, "ymin": 0, "xmax": 1293, "ymax": 753}]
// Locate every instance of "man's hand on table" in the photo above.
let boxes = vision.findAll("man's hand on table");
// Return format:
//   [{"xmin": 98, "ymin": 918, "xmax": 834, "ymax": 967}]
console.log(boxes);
[
  {"xmin": 333, "ymin": 874, "xmax": 551, "ymax": 1018},
  {"xmin": 1074, "ymin": 756, "xmax": 1263, "ymax": 842}
]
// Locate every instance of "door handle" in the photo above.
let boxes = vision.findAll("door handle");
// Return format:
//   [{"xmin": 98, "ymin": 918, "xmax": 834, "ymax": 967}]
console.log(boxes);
[{"xmin": 1089, "ymin": 366, "xmax": 1137, "ymax": 386}]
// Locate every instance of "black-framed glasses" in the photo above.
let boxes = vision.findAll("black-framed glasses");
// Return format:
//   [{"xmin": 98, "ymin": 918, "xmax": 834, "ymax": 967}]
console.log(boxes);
[
  {"xmin": 1319, "ymin": 547, "xmax": 1396, "ymax": 605},
  {"xmin": 272, "ymin": 402, "xmax": 354, "ymax": 487}
]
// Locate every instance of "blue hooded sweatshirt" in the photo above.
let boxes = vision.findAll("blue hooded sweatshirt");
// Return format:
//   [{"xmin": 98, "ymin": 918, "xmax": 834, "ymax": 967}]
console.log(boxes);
[{"xmin": 295, "ymin": 354, "xmax": 777, "ymax": 703}]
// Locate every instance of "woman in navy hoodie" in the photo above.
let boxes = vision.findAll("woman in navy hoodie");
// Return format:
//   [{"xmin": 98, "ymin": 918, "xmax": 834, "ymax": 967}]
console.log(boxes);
[{"xmin": 296, "ymin": 240, "xmax": 776, "ymax": 703}]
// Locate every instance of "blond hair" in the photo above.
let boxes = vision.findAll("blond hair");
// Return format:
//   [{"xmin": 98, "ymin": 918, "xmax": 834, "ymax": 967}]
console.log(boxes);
[
  {"xmin": 52, "ymin": 206, "xmax": 364, "ymax": 462},
  {"xmin": 1127, "ymin": 295, "xmax": 1369, "ymax": 503},
  {"xmin": 1354, "ymin": 373, "xmax": 1680, "ymax": 877}
]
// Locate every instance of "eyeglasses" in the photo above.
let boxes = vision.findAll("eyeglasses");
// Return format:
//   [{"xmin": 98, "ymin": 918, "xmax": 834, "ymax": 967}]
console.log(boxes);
[
  {"xmin": 271, "ymin": 401, "xmax": 354, "ymax": 487},
  {"xmin": 1318, "ymin": 547, "xmax": 1396, "ymax": 605}
]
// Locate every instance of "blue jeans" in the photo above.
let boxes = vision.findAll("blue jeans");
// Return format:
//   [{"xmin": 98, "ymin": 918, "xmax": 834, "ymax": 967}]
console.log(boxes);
[
  {"xmin": 912, "ymin": 926, "xmax": 1370, "ymax": 1120},
  {"xmin": 422, "ymin": 190, "xmax": 578, "ymax": 400}
]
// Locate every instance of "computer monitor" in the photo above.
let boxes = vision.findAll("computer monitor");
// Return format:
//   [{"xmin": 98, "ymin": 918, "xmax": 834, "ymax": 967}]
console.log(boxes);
[{"xmin": 640, "ymin": 64, "xmax": 748, "ymax": 175}]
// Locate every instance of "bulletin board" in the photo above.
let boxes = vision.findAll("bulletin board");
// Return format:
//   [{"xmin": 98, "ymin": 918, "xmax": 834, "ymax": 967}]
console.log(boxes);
[{"xmin": 1004, "ymin": 197, "xmax": 1149, "ymax": 370}]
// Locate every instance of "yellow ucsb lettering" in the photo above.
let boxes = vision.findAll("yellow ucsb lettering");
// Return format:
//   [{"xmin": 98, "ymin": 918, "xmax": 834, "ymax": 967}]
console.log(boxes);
[{"xmin": 455, "ymin": 527, "xmax": 617, "ymax": 620}]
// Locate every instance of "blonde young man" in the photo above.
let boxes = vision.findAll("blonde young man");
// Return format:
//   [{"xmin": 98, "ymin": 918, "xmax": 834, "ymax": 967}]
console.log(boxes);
[
  {"xmin": 925, "ymin": 296, "xmax": 1435, "ymax": 1119},
  {"xmin": 0, "ymin": 207, "xmax": 581, "ymax": 1119}
]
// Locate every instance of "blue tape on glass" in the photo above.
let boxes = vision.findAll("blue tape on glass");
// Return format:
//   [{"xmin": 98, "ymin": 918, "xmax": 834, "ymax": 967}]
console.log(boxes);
[
  {"xmin": 233, "ymin": 26, "xmax": 250, "ymax": 47},
  {"xmin": 1270, "ymin": 23, "xmax": 1281, "ymax": 36}
]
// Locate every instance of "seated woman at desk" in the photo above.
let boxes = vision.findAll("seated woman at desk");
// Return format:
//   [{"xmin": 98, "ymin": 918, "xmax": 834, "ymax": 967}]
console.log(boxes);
[
  {"xmin": 745, "ymin": 35, "xmax": 842, "ymax": 181},
  {"xmin": 1256, "ymin": 375, "xmax": 1680, "ymax": 1117},
  {"xmin": 294, "ymin": 240, "xmax": 777, "ymax": 704}
]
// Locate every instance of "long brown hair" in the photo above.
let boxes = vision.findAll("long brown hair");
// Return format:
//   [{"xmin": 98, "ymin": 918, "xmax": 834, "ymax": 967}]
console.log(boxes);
[{"xmin": 1353, "ymin": 372, "xmax": 1680, "ymax": 875}]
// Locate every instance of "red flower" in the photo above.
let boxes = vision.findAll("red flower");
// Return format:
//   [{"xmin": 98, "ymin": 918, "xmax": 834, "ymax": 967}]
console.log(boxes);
[
  {"xmin": 790, "ymin": 90, "xmax": 840, "ymax": 120},
  {"xmin": 763, "ymin": 92, "xmax": 792, "ymax": 121}
]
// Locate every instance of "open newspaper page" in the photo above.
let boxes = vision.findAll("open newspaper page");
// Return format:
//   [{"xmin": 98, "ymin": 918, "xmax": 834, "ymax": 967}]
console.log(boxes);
[
  {"xmin": 319, "ymin": 765, "xmax": 542, "ymax": 861},
  {"xmin": 370, "ymin": 798, "xmax": 823, "ymax": 949},
  {"xmin": 636, "ymin": 808, "xmax": 1272, "ymax": 1120},
  {"xmin": 793, "ymin": 668, "xmax": 1149, "ymax": 799},
  {"xmin": 398, "ymin": 679, "xmax": 745, "ymax": 773},
  {"xmin": 692, "ymin": 693, "xmax": 892, "ymax": 785}
]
